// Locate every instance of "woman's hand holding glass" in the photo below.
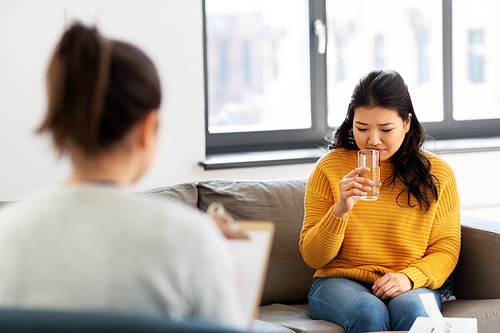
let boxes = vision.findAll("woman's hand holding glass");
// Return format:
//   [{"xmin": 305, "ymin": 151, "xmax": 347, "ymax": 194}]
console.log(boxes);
[{"xmin": 332, "ymin": 167, "xmax": 373, "ymax": 219}]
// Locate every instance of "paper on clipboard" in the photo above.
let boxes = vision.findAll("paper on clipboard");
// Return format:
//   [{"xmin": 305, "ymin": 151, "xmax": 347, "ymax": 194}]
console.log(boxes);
[{"xmin": 228, "ymin": 221, "xmax": 274, "ymax": 328}]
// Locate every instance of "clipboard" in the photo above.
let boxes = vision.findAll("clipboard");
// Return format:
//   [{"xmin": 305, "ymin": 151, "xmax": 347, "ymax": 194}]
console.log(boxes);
[{"xmin": 229, "ymin": 221, "xmax": 274, "ymax": 328}]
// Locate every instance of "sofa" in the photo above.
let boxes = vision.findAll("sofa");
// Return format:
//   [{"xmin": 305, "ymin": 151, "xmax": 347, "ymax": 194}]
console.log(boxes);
[
  {"xmin": 139, "ymin": 178, "xmax": 500, "ymax": 333},
  {"xmin": 1, "ymin": 178, "xmax": 500, "ymax": 332}
]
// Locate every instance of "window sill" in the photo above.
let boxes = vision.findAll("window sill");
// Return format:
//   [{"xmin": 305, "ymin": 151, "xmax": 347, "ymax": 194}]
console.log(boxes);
[
  {"xmin": 201, "ymin": 137, "xmax": 500, "ymax": 170},
  {"xmin": 200, "ymin": 148, "xmax": 324, "ymax": 170}
]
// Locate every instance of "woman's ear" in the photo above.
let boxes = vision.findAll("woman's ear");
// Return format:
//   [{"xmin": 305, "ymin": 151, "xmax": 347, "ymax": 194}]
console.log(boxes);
[
  {"xmin": 138, "ymin": 110, "xmax": 160, "ymax": 149},
  {"xmin": 404, "ymin": 113, "xmax": 412, "ymax": 133}
]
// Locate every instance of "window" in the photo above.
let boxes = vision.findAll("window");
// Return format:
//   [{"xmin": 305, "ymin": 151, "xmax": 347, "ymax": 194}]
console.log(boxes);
[
  {"xmin": 203, "ymin": 0, "xmax": 500, "ymax": 164},
  {"xmin": 203, "ymin": 0, "xmax": 326, "ymax": 156},
  {"xmin": 205, "ymin": 0, "xmax": 311, "ymax": 134}
]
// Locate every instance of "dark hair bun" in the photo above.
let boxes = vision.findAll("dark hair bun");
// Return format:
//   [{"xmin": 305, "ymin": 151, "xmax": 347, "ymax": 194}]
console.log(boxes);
[{"xmin": 38, "ymin": 23, "xmax": 161, "ymax": 154}]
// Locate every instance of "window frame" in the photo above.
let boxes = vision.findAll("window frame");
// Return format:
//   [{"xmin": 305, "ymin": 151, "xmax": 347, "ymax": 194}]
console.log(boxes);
[
  {"xmin": 202, "ymin": 0, "xmax": 500, "ymax": 158},
  {"xmin": 203, "ymin": 0, "xmax": 329, "ymax": 155},
  {"xmin": 423, "ymin": 0, "xmax": 500, "ymax": 140}
]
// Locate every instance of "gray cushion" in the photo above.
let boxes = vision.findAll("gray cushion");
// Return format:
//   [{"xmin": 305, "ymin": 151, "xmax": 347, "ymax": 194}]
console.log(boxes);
[
  {"xmin": 197, "ymin": 179, "xmax": 316, "ymax": 305},
  {"xmin": 442, "ymin": 299, "xmax": 500, "ymax": 333},
  {"xmin": 454, "ymin": 216, "xmax": 500, "ymax": 300},
  {"xmin": 251, "ymin": 319, "xmax": 295, "ymax": 333},
  {"xmin": 257, "ymin": 304, "xmax": 345, "ymax": 333},
  {"xmin": 137, "ymin": 183, "xmax": 199, "ymax": 208}
]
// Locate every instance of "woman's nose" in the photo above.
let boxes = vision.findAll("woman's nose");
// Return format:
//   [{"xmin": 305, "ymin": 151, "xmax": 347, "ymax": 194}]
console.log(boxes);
[{"xmin": 368, "ymin": 131, "xmax": 381, "ymax": 145}]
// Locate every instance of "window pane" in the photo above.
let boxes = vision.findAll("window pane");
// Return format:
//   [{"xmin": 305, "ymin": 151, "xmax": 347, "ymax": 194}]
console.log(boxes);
[
  {"xmin": 326, "ymin": 0, "xmax": 443, "ymax": 127},
  {"xmin": 453, "ymin": 0, "xmax": 500, "ymax": 120},
  {"xmin": 205, "ymin": 0, "xmax": 311, "ymax": 134}
]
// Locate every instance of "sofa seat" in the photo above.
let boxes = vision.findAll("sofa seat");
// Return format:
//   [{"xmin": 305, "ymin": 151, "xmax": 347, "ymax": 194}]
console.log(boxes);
[
  {"xmin": 255, "ymin": 304, "xmax": 344, "ymax": 333},
  {"xmin": 251, "ymin": 318, "xmax": 295, "ymax": 333},
  {"xmin": 252, "ymin": 299, "xmax": 500, "ymax": 333}
]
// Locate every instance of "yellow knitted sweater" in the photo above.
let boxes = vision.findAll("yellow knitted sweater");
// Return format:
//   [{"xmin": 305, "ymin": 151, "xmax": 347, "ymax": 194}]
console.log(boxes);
[{"xmin": 300, "ymin": 148, "xmax": 461, "ymax": 290}]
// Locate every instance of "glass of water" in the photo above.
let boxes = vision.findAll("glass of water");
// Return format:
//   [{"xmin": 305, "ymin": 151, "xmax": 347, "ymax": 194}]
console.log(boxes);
[{"xmin": 358, "ymin": 149, "xmax": 380, "ymax": 201}]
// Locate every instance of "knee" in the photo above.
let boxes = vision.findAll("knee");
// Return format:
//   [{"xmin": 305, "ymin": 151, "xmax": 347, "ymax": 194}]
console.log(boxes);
[
  {"xmin": 309, "ymin": 292, "xmax": 390, "ymax": 332},
  {"xmin": 341, "ymin": 297, "xmax": 390, "ymax": 333},
  {"xmin": 388, "ymin": 291, "xmax": 434, "ymax": 330},
  {"xmin": 389, "ymin": 291, "xmax": 431, "ymax": 318},
  {"xmin": 356, "ymin": 300, "xmax": 389, "ymax": 324}
]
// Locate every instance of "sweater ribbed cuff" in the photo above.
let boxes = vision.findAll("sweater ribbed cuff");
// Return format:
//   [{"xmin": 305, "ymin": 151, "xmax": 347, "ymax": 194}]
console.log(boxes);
[
  {"xmin": 322, "ymin": 206, "xmax": 349, "ymax": 235},
  {"xmin": 401, "ymin": 266, "xmax": 428, "ymax": 289}
]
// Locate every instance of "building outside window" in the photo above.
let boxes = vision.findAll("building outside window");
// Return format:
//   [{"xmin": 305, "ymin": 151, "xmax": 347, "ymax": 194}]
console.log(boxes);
[
  {"xmin": 468, "ymin": 30, "xmax": 484, "ymax": 84},
  {"xmin": 453, "ymin": 0, "xmax": 500, "ymax": 121},
  {"xmin": 205, "ymin": 0, "xmax": 311, "ymax": 135}
]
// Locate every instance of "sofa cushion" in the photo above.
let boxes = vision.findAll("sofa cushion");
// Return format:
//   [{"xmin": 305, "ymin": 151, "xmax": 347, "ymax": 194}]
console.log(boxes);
[
  {"xmin": 197, "ymin": 179, "xmax": 316, "ymax": 305},
  {"xmin": 442, "ymin": 299, "xmax": 500, "ymax": 333},
  {"xmin": 256, "ymin": 304, "xmax": 345, "ymax": 333},
  {"xmin": 138, "ymin": 183, "xmax": 198, "ymax": 208},
  {"xmin": 251, "ymin": 319, "xmax": 295, "ymax": 333}
]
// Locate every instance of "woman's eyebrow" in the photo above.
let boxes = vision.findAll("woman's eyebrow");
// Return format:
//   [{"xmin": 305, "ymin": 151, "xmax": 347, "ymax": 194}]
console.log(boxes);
[{"xmin": 354, "ymin": 121, "xmax": 368, "ymax": 126}]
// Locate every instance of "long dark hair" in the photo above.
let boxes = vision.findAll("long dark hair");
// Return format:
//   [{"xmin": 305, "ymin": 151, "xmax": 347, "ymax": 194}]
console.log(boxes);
[
  {"xmin": 38, "ymin": 23, "xmax": 161, "ymax": 155},
  {"xmin": 329, "ymin": 69, "xmax": 438, "ymax": 211}
]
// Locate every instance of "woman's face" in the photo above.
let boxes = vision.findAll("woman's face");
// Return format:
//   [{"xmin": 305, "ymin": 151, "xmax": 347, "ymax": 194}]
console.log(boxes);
[{"xmin": 352, "ymin": 106, "xmax": 412, "ymax": 162}]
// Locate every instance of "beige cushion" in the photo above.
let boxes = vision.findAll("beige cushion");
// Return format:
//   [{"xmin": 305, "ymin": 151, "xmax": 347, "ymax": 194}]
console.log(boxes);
[
  {"xmin": 0, "ymin": 201, "xmax": 9, "ymax": 209},
  {"xmin": 454, "ymin": 216, "xmax": 500, "ymax": 300},
  {"xmin": 137, "ymin": 183, "xmax": 199, "ymax": 208},
  {"xmin": 257, "ymin": 304, "xmax": 345, "ymax": 333},
  {"xmin": 442, "ymin": 299, "xmax": 500, "ymax": 333},
  {"xmin": 197, "ymin": 179, "xmax": 316, "ymax": 305}
]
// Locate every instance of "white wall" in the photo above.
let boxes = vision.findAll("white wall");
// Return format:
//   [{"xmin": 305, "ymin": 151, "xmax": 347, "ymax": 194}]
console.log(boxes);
[
  {"xmin": 440, "ymin": 151, "xmax": 500, "ymax": 222},
  {"xmin": 0, "ymin": 0, "xmax": 499, "ymax": 221}
]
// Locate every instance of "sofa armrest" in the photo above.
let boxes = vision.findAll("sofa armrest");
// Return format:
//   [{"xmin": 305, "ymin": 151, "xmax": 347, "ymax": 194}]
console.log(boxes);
[{"xmin": 453, "ymin": 216, "xmax": 500, "ymax": 299}]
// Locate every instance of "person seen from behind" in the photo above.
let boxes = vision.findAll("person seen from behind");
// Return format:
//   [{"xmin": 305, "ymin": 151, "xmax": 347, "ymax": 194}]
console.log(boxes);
[{"xmin": 0, "ymin": 23, "xmax": 245, "ymax": 329}]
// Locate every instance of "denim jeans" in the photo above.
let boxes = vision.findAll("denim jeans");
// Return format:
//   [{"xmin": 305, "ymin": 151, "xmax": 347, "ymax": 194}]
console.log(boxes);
[{"xmin": 308, "ymin": 277, "xmax": 441, "ymax": 333}]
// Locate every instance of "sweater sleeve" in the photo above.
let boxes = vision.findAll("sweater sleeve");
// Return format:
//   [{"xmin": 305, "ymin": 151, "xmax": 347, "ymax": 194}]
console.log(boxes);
[
  {"xmin": 400, "ymin": 166, "xmax": 461, "ymax": 289},
  {"xmin": 299, "ymin": 162, "xmax": 349, "ymax": 269}
]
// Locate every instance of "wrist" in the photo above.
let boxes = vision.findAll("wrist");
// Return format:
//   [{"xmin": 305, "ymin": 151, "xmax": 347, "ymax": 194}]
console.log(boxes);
[
  {"xmin": 332, "ymin": 205, "xmax": 348, "ymax": 219},
  {"xmin": 401, "ymin": 273, "xmax": 414, "ymax": 290}
]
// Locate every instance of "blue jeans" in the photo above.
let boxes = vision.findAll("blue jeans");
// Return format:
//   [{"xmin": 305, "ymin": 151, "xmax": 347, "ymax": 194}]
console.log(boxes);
[{"xmin": 308, "ymin": 277, "xmax": 441, "ymax": 333}]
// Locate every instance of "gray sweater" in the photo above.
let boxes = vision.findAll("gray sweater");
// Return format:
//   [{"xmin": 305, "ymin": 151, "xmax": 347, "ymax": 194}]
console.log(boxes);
[{"xmin": 0, "ymin": 184, "xmax": 244, "ymax": 328}]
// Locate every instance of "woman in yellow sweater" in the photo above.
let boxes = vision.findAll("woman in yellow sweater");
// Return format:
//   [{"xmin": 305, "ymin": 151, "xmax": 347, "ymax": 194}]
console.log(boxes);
[{"xmin": 300, "ymin": 69, "xmax": 460, "ymax": 333}]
